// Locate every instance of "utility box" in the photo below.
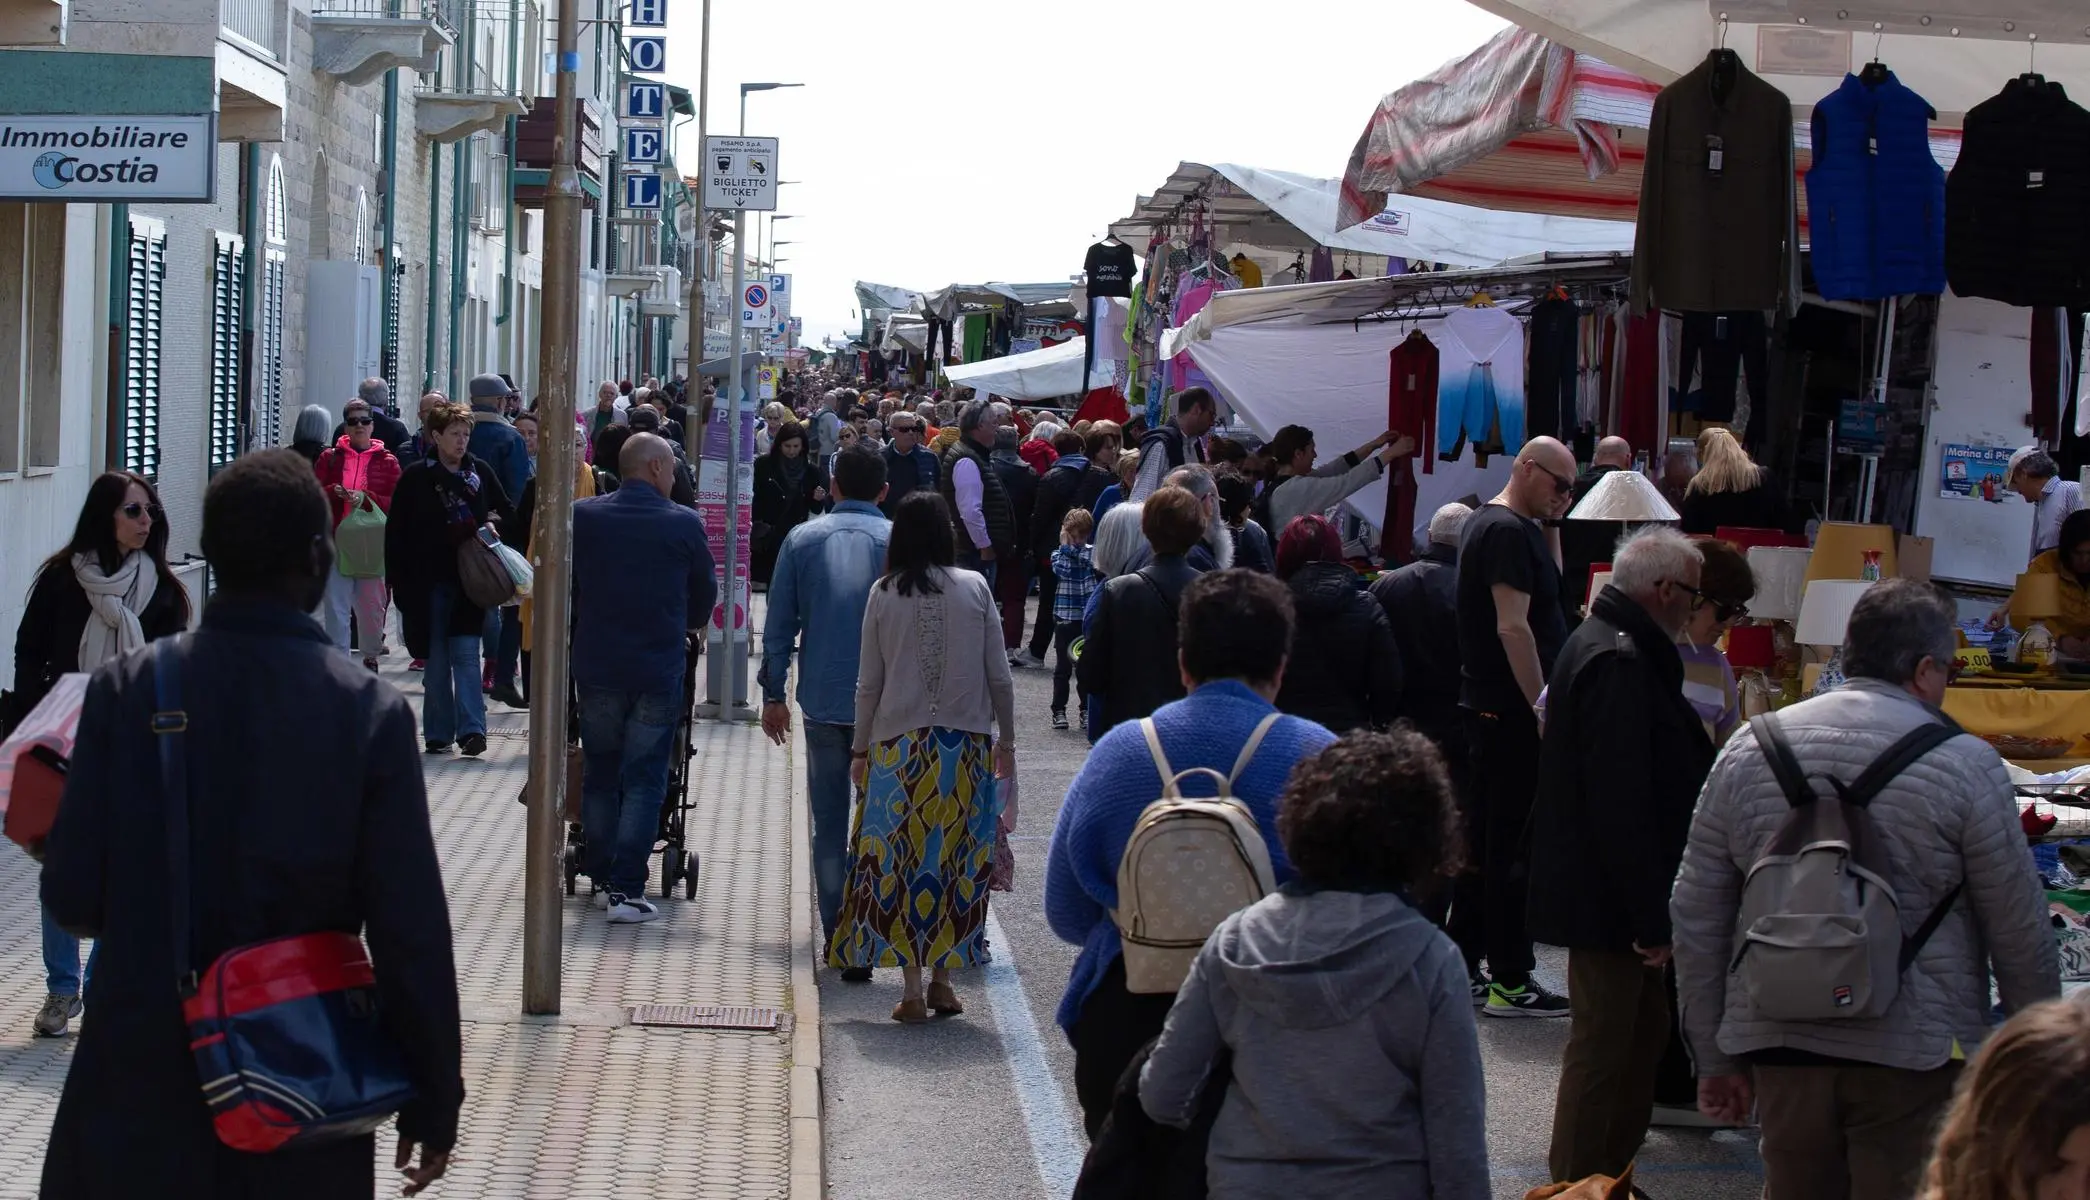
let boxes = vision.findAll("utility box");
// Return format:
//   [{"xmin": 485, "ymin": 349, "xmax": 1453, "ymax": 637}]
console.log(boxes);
[{"xmin": 305, "ymin": 260, "xmax": 381, "ymax": 414}]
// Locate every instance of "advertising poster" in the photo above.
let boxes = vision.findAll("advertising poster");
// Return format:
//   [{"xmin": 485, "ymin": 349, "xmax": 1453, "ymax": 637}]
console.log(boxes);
[
  {"xmin": 1940, "ymin": 443, "xmax": 2014, "ymax": 502},
  {"xmin": 697, "ymin": 405, "xmax": 757, "ymax": 641}
]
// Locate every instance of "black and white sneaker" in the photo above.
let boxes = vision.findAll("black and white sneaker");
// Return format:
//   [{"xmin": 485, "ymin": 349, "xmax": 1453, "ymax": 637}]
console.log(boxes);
[
  {"xmin": 1051, "ymin": 710, "xmax": 1069, "ymax": 731},
  {"xmin": 1468, "ymin": 970, "xmax": 1492, "ymax": 1006},
  {"xmin": 606, "ymin": 892, "xmax": 660, "ymax": 924},
  {"xmin": 1484, "ymin": 979, "xmax": 1571, "ymax": 1018}
]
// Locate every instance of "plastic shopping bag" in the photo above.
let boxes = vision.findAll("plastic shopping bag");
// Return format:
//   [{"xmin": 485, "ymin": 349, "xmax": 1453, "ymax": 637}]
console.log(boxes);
[
  {"xmin": 493, "ymin": 542, "xmax": 534, "ymax": 598},
  {"xmin": 335, "ymin": 493, "xmax": 387, "ymax": 579}
]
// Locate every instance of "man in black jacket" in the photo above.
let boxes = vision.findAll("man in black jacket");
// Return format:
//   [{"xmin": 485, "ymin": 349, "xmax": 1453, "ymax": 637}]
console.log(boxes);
[
  {"xmin": 938, "ymin": 400, "xmax": 1017, "ymax": 585},
  {"xmin": 1129, "ymin": 386, "xmax": 1217, "ymax": 502},
  {"xmin": 879, "ymin": 412, "xmax": 938, "ymax": 516},
  {"xmin": 41, "ymin": 451, "xmax": 463, "ymax": 1198},
  {"xmin": 1526, "ymin": 525, "xmax": 1714, "ymax": 1184}
]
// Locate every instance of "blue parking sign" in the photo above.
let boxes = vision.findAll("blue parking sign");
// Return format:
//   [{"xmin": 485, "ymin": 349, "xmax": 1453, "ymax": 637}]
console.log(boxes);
[{"xmin": 623, "ymin": 172, "xmax": 662, "ymax": 209}]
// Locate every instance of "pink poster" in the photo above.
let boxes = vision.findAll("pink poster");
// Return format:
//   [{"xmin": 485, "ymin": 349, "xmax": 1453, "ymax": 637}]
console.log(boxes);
[{"xmin": 697, "ymin": 405, "xmax": 757, "ymax": 641}]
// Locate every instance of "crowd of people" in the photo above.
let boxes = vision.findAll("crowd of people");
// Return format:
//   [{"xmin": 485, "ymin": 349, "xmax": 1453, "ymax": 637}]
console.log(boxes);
[{"xmin": 8, "ymin": 356, "xmax": 2090, "ymax": 1199}]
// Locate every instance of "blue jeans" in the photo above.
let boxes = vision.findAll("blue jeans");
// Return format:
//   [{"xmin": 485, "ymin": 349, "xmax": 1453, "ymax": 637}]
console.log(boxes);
[
  {"xmin": 424, "ymin": 586, "xmax": 487, "ymax": 745},
  {"xmin": 578, "ymin": 683, "xmax": 683, "ymax": 898},
  {"xmin": 43, "ymin": 906, "xmax": 96, "ymax": 997},
  {"xmin": 484, "ymin": 606, "xmax": 522, "ymax": 690},
  {"xmin": 958, "ymin": 545, "xmax": 998, "ymax": 591},
  {"xmin": 801, "ymin": 720, "xmax": 856, "ymax": 940}
]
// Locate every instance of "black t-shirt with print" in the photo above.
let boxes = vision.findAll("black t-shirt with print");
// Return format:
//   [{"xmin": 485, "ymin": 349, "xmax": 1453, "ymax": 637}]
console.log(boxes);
[
  {"xmin": 1084, "ymin": 241, "xmax": 1137, "ymax": 298},
  {"xmin": 1455, "ymin": 502, "xmax": 1567, "ymax": 713}
]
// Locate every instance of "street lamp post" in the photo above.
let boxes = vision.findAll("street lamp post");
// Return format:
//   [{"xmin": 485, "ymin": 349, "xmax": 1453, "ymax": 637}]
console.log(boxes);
[{"xmin": 715, "ymin": 80, "xmax": 800, "ymax": 723}]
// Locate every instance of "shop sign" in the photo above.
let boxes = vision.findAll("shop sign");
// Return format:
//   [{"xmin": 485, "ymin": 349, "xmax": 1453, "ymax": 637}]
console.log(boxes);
[
  {"xmin": 1940, "ymin": 443, "xmax": 2015, "ymax": 502},
  {"xmin": 622, "ymin": 171, "xmax": 662, "ymax": 209},
  {"xmin": 628, "ymin": 0, "xmax": 666, "ymax": 27},
  {"xmin": 740, "ymin": 282, "xmax": 769, "ymax": 328},
  {"xmin": 703, "ymin": 135, "xmax": 778, "ymax": 211},
  {"xmin": 623, "ymin": 127, "xmax": 664, "ymax": 165},
  {"xmin": 627, "ymin": 36, "xmax": 666, "ymax": 74},
  {"xmin": 625, "ymin": 82, "xmax": 667, "ymax": 121},
  {"xmin": 0, "ymin": 115, "xmax": 216, "ymax": 202}
]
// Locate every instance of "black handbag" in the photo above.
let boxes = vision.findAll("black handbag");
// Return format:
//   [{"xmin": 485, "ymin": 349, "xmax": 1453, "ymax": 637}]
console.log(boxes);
[{"xmin": 456, "ymin": 526, "xmax": 517, "ymax": 610}]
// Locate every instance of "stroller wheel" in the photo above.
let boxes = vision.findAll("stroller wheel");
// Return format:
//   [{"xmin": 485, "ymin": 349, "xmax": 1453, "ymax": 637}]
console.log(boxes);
[{"xmin": 683, "ymin": 852, "xmax": 699, "ymax": 900}]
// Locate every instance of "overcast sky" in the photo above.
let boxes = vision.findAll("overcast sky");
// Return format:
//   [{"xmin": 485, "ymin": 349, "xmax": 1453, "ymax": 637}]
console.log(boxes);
[{"xmin": 664, "ymin": 0, "xmax": 1508, "ymax": 343}]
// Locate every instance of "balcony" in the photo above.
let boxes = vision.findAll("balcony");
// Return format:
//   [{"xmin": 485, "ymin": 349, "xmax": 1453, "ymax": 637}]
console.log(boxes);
[
  {"xmin": 312, "ymin": 0, "xmax": 457, "ymax": 86},
  {"xmin": 513, "ymin": 97, "xmax": 603, "ymax": 208},
  {"xmin": 640, "ymin": 266, "xmax": 684, "ymax": 317},
  {"xmin": 0, "ymin": 0, "xmax": 66, "ymax": 46},
  {"xmin": 413, "ymin": 0, "xmax": 537, "ymax": 143},
  {"xmin": 218, "ymin": 0, "xmax": 287, "ymax": 140}
]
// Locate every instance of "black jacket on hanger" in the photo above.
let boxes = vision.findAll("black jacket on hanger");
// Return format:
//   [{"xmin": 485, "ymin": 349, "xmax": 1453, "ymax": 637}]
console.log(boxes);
[{"xmin": 1946, "ymin": 78, "xmax": 2090, "ymax": 308}]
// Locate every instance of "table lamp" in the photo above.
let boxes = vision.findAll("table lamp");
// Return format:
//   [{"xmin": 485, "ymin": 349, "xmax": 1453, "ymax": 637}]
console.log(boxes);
[
  {"xmin": 2012, "ymin": 571, "xmax": 2065, "ymax": 668},
  {"xmin": 1795, "ymin": 579, "xmax": 1875, "ymax": 695},
  {"xmin": 1805, "ymin": 522, "xmax": 1898, "ymax": 586},
  {"xmin": 1745, "ymin": 547, "xmax": 1809, "ymax": 623},
  {"xmin": 1568, "ymin": 470, "xmax": 1679, "ymax": 522}
]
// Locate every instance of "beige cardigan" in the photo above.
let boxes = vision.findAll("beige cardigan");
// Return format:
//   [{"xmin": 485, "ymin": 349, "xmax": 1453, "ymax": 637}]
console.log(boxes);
[{"xmin": 852, "ymin": 566, "xmax": 1017, "ymax": 754}]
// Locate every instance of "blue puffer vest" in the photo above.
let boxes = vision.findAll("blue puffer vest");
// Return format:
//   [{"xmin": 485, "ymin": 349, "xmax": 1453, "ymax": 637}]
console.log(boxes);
[{"xmin": 1805, "ymin": 71, "xmax": 1946, "ymax": 301}]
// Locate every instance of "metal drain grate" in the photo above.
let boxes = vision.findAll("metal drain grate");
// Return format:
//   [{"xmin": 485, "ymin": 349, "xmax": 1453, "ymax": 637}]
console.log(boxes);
[
  {"xmin": 483, "ymin": 727, "xmax": 531, "ymax": 740},
  {"xmin": 631, "ymin": 1004, "xmax": 784, "ymax": 1031}
]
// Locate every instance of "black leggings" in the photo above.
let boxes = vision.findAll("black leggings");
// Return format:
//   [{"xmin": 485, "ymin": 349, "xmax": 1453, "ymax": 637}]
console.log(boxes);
[
  {"xmin": 1071, "ymin": 956, "xmax": 1179, "ymax": 1140},
  {"xmin": 1052, "ymin": 620, "xmax": 1085, "ymax": 714}
]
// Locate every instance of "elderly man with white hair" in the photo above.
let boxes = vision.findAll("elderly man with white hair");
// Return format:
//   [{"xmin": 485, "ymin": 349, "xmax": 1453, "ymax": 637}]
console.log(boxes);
[
  {"xmin": 1523, "ymin": 525, "xmax": 1715, "ymax": 1184},
  {"xmin": 1125, "ymin": 464, "xmax": 1234, "ymax": 573}
]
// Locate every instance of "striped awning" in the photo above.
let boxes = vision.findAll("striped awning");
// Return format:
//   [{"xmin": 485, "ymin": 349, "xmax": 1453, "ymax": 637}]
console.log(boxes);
[{"xmin": 1338, "ymin": 25, "xmax": 1964, "ymax": 237}]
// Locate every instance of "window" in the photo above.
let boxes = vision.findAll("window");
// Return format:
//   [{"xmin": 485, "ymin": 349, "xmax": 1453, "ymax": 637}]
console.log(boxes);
[
  {"xmin": 209, "ymin": 232, "xmax": 245, "ymax": 471},
  {"xmin": 257, "ymin": 155, "xmax": 287, "ymax": 448},
  {"xmin": 383, "ymin": 242, "xmax": 403, "ymax": 400},
  {"xmin": 124, "ymin": 216, "xmax": 167, "ymax": 479},
  {"xmin": 0, "ymin": 204, "xmax": 64, "ymax": 474}
]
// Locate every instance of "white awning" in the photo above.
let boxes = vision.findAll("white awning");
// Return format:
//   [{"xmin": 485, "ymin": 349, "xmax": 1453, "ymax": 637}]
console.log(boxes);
[{"xmin": 940, "ymin": 338, "xmax": 1111, "ymax": 402}]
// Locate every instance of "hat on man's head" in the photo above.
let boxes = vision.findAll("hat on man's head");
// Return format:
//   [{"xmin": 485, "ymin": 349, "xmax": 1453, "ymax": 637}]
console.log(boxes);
[{"xmin": 468, "ymin": 373, "xmax": 514, "ymax": 404}]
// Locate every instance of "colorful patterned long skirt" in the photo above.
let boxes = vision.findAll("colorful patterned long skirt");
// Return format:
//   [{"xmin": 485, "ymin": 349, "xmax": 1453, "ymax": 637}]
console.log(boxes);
[{"xmin": 826, "ymin": 726, "xmax": 1001, "ymax": 970}]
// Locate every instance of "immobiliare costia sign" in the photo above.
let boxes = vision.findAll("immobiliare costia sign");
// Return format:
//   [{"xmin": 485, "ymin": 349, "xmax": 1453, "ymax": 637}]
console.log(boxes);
[{"xmin": 0, "ymin": 115, "xmax": 217, "ymax": 202}]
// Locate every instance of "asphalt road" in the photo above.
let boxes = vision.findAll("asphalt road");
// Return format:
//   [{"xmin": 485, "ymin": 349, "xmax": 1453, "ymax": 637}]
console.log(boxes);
[{"xmin": 813, "ymin": 596, "xmax": 1766, "ymax": 1200}]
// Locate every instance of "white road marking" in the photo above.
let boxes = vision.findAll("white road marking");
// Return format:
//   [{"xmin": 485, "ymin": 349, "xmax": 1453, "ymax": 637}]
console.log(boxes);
[{"xmin": 983, "ymin": 907, "xmax": 1087, "ymax": 1196}]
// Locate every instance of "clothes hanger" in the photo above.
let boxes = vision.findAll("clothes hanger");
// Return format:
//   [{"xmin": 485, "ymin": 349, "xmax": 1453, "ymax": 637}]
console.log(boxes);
[
  {"xmin": 2020, "ymin": 34, "xmax": 2047, "ymax": 90},
  {"xmin": 1466, "ymin": 290, "xmax": 1496, "ymax": 308},
  {"xmin": 1858, "ymin": 24, "xmax": 1891, "ymax": 86},
  {"xmin": 1707, "ymin": 13, "xmax": 1739, "ymax": 105}
]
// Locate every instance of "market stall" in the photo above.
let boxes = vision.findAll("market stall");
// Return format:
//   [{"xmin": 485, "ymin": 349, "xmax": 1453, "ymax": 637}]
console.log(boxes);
[{"xmin": 940, "ymin": 336, "xmax": 1116, "ymax": 404}]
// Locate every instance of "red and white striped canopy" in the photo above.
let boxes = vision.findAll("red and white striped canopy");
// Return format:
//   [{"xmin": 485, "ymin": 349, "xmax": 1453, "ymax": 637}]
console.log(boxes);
[{"xmin": 1337, "ymin": 26, "xmax": 1963, "ymax": 235}]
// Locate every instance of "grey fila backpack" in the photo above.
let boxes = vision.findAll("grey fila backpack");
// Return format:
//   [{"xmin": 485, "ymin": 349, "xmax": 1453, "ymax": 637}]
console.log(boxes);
[
  {"xmin": 1112, "ymin": 714, "xmax": 1282, "ymax": 995},
  {"xmin": 1732, "ymin": 713, "xmax": 1965, "ymax": 1022}
]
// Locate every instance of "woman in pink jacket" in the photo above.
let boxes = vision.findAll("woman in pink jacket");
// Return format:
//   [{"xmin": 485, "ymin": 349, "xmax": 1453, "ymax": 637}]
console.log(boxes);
[{"xmin": 314, "ymin": 397, "xmax": 403, "ymax": 669}]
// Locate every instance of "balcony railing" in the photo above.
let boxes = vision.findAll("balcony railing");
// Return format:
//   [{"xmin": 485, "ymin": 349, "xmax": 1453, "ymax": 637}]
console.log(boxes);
[
  {"xmin": 311, "ymin": 0, "xmax": 462, "ymax": 37},
  {"xmin": 220, "ymin": 0, "xmax": 283, "ymax": 58}
]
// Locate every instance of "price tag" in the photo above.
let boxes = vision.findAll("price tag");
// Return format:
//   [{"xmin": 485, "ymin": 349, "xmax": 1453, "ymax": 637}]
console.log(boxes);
[{"xmin": 1705, "ymin": 134, "xmax": 1725, "ymax": 176}]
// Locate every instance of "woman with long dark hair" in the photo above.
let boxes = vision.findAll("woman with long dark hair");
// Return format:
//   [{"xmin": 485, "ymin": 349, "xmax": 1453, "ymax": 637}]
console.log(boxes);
[
  {"xmin": 1271, "ymin": 514, "xmax": 1403, "ymax": 733},
  {"xmin": 752, "ymin": 419, "xmax": 828, "ymax": 585},
  {"xmin": 829, "ymin": 492, "xmax": 1015, "ymax": 1023},
  {"xmin": 6, "ymin": 471, "xmax": 189, "ymax": 1039}
]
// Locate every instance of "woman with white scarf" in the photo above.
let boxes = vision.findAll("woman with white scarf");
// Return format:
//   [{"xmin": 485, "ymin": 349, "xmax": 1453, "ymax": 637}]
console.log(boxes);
[{"xmin": 5, "ymin": 471, "xmax": 188, "ymax": 1039}]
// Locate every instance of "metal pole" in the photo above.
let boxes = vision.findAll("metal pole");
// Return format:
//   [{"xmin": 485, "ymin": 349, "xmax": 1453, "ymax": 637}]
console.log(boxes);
[
  {"xmin": 683, "ymin": 0, "xmax": 710, "ymax": 454},
  {"xmin": 720, "ymin": 212, "xmax": 746, "ymax": 720},
  {"xmin": 523, "ymin": 0, "xmax": 583, "ymax": 1016}
]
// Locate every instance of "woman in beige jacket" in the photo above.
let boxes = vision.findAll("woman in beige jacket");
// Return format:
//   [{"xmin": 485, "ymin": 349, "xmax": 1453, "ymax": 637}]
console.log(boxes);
[{"xmin": 831, "ymin": 491, "xmax": 1017, "ymax": 1023}]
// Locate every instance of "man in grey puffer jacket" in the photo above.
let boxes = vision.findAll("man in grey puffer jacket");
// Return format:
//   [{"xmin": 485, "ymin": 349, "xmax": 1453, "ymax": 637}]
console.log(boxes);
[{"xmin": 1672, "ymin": 579, "xmax": 2057, "ymax": 1200}]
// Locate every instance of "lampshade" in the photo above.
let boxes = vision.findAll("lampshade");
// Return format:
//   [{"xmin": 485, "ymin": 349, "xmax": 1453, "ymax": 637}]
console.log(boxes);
[
  {"xmin": 1746, "ymin": 546, "xmax": 1811, "ymax": 622},
  {"xmin": 2014, "ymin": 572, "xmax": 2066, "ymax": 622},
  {"xmin": 1569, "ymin": 470, "xmax": 1679, "ymax": 522},
  {"xmin": 1725, "ymin": 623, "xmax": 1776, "ymax": 670},
  {"xmin": 1804, "ymin": 522, "xmax": 1898, "ymax": 586},
  {"xmin": 1794, "ymin": 579, "xmax": 1876, "ymax": 647}
]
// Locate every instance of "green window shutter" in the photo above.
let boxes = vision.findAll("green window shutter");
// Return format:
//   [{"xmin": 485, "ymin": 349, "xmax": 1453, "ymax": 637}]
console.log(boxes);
[
  {"xmin": 123, "ymin": 219, "xmax": 166, "ymax": 479},
  {"xmin": 209, "ymin": 232, "xmax": 246, "ymax": 470}
]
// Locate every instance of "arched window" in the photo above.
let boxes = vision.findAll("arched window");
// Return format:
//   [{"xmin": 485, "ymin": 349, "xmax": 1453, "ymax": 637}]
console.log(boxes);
[{"xmin": 257, "ymin": 155, "xmax": 287, "ymax": 447}]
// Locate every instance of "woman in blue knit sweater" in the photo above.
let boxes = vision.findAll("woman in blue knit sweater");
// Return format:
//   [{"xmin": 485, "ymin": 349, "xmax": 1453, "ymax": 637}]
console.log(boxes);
[{"xmin": 1044, "ymin": 568, "xmax": 1336, "ymax": 1138}]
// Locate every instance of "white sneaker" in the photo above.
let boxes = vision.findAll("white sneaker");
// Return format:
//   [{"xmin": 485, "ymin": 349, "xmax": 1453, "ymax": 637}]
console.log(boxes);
[
  {"xmin": 591, "ymin": 889, "xmax": 612, "ymax": 910},
  {"xmin": 1009, "ymin": 649, "xmax": 1043, "ymax": 669},
  {"xmin": 606, "ymin": 893, "xmax": 660, "ymax": 924}
]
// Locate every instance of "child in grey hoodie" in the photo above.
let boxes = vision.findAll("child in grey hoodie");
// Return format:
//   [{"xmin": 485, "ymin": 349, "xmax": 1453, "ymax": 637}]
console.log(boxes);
[{"xmin": 1139, "ymin": 729, "xmax": 1490, "ymax": 1199}]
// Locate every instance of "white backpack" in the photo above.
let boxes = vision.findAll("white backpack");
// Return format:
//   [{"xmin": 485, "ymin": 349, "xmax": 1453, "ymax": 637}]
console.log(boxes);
[{"xmin": 1112, "ymin": 714, "xmax": 1282, "ymax": 995}]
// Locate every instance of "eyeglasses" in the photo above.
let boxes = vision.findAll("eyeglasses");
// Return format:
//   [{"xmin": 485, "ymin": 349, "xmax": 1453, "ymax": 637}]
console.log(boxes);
[
  {"xmin": 344, "ymin": 416, "xmax": 374, "ymax": 426},
  {"xmin": 120, "ymin": 502, "xmax": 160, "ymax": 520},
  {"xmin": 1675, "ymin": 581, "xmax": 1749, "ymax": 623}
]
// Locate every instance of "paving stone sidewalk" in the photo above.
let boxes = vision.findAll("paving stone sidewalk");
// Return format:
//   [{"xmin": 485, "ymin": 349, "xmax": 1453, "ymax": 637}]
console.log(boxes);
[{"xmin": 0, "ymin": 649, "xmax": 809, "ymax": 1200}]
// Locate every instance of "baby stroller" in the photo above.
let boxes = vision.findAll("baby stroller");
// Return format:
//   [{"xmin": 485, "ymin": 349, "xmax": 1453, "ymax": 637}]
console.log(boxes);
[{"xmin": 562, "ymin": 632, "xmax": 703, "ymax": 901}]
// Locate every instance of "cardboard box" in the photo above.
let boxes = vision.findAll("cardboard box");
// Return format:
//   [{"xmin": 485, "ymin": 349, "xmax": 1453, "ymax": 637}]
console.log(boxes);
[{"xmin": 1897, "ymin": 534, "xmax": 1935, "ymax": 583}]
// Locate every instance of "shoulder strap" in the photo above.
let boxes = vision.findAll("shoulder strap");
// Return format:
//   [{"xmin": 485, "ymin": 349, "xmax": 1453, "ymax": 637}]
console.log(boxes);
[
  {"xmin": 1832, "ymin": 722, "xmax": 1962, "ymax": 809},
  {"xmin": 1901, "ymin": 881, "xmax": 1966, "ymax": 972},
  {"xmin": 1227, "ymin": 714, "xmax": 1283, "ymax": 789},
  {"xmin": 1137, "ymin": 569, "xmax": 1179, "ymax": 626},
  {"xmin": 151, "ymin": 637, "xmax": 196, "ymax": 996},
  {"xmin": 1749, "ymin": 713, "xmax": 1815, "ymax": 809},
  {"xmin": 1139, "ymin": 718, "xmax": 1178, "ymax": 798}
]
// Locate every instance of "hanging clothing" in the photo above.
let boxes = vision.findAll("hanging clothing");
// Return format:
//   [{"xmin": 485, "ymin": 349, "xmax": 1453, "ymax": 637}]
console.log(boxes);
[
  {"xmin": 1630, "ymin": 53, "xmax": 1797, "ymax": 315},
  {"xmin": 1308, "ymin": 247, "xmax": 1334, "ymax": 283},
  {"xmin": 1525, "ymin": 296, "xmax": 1580, "ymax": 441},
  {"xmin": 1435, "ymin": 306, "xmax": 1526, "ymax": 464},
  {"xmin": 1945, "ymin": 78, "xmax": 2090, "ymax": 309},
  {"xmin": 2033, "ymin": 307, "xmax": 2078, "ymax": 445},
  {"xmin": 1084, "ymin": 241, "xmax": 1137, "ymax": 298},
  {"xmin": 1677, "ymin": 311, "xmax": 1769, "ymax": 424},
  {"xmin": 1228, "ymin": 254, "xmax": 1263, "ymax": 288},
  {"xmin": 1618, "ymin": 310, "xmax": 1661, "ymax": 454},
  {"xmin": 1804, "ymin": 70, "xmax": 1947, "ymax": 301},
  {"xmin": 1385, "ymin": 334, "xmax": 1440, "ymax": 564}
]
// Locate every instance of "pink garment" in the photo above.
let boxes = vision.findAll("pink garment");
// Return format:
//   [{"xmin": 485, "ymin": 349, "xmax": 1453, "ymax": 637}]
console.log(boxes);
[
  {"xmin": 953, "ymin": 455, "xmax": 991, "ymax": 550},
  {"xmin": 334, "ymin": 437, "xmax": 380, "ymax": 493},
  {"xmin": 1171, "ymin": 280, "xmax": 1221, "ymax": 372}
]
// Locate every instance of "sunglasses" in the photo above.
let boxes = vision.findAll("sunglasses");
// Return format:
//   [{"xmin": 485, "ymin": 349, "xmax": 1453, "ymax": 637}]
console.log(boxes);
[
  {"xmin": 1675, "ymin": 581, "xmax": 1748, "ymax": 623},
  {"xmin": 1534, "ymin": 462, "xmax": 1576, "ymax": 496},
  {"xmin": 344, "ymin": 416, "xmax": 374, "ymax": 426},
  {"xmin": 120, "ymin": 502, "xmax": 160, "ymax": 520}
]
